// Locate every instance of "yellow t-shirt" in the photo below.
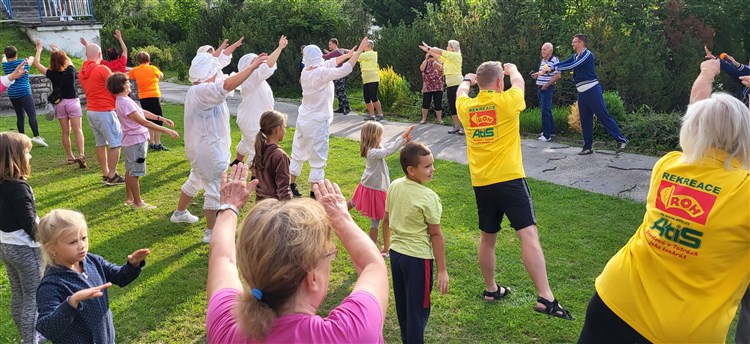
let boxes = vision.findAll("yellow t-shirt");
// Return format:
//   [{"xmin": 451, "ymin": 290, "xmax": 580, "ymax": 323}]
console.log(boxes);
[
  {"xmin": 455, "ymin": 88, "xmax": 526, "ymax": 186},
  {"xmin": 385, "ymin": 177, "xmax": 442, "ymax": 259},
  {"xmin": 128, "ymin": 64, "xmax": 162, "ymax": 99},
  {"xmin": 440, "ymin": 50, "xmax": 462, "ymax": 87},
  {"xmin": 596, "ymin": 151, "xmax": 750, "ymax": 343},
  {"xmin": 359, "ymin": 51, "xmax": 380, "ymax": 84}
]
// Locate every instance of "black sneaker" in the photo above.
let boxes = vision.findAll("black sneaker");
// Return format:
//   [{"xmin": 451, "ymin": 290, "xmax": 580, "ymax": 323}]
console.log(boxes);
[
  {"xmin": 290, "ymin": 183, "xmax": 302, "ymax": 198},
  {"xmin": 334, "ymin": 107, "xmax": 344, "ymax": 113},
  {"xmin": 616, "ymin": 142, "xmax": 627, "ymax": 153},
  {"xmin": 156, "ymin": 144, "xmax": 169, "ymax": 151},
  {"xmin": 101, "ymin": 175, "xmax": 108, "ymax": 184},
  {"xmin": 343, "ymin": 107, "xmax": 351, "ymax": 115},
  {"xmin": 148, "ymin": 144, "xmax": 157, "ymax": 151},
  {"xmin": 578, "ymin": 148, "xmax": 594, "ymax": 155},
  {"xmin": 106, "ymin": 173, "xmax": 126, "ymax": 186}
]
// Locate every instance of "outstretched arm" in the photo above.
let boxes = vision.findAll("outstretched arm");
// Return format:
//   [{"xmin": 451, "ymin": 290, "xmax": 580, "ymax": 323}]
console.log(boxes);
[
  {"xmin": 505, "ymin": 63, "xmax": 524, "ymax": 90},
  {"xmin": 33, "ymin": 40, "xmax": 48, "ymax": 75},
  {"xmin": 114, "ymin": 30, "xmax": 127, "ymax": 58},
  {"xmin": 690, "ymin": 59, "xmax": 719, "ymax": 104},
  {"xmin": 457, "ymin": 73, "xmax": 475, "ymax": 98},
  {"xmin": 266, "ymin": 35, "xmax": 288, "ymax": 68}
]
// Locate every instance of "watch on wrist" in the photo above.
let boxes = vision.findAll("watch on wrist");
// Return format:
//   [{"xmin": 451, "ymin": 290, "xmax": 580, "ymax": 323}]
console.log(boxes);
[
  {"xmin": 217, "ymin": 203, "xmax": 239, "ymax": 216},
  {"xmin": 463, "ymin": 77, "xmax": 472, "ymax": 82}
]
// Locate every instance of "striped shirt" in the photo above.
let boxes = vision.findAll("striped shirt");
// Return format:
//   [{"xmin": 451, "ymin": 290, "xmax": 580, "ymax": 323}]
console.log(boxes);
[
  {"xmin": 2, "ymin": 59, "xmax": 31, "ymax": 99},
  {"xmin": 536, "ymin": 56, "xmax": 560, "ymax": 86}
]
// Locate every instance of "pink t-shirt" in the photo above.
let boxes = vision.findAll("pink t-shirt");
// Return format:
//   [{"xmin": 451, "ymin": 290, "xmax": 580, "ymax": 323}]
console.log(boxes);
[
  {"xmin": 207, "ymin": 288, "xmax": 384, "ymax": 344},
  {"xmin": 115, "ymin": 95, "xmax": 149, "ymax": 147}
]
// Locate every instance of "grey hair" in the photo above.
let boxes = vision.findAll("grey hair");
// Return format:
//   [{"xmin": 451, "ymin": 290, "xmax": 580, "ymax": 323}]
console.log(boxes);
[
  {"xmin": 448, "ymin": 40, "xmax": 461, "ymax": 54},
  {"xmin": 367, "ymin": 40, "xmax": 375, "ymax": 49},
  {"xmin": 680, "ymin": 92, "xmax": 750, "ymax": 170}
]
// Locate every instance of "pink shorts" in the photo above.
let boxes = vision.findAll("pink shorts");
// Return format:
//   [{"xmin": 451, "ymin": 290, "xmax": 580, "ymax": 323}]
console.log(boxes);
[{"xmin": 55, "ymin": 98, "xmax": 83, "ymax": 119}]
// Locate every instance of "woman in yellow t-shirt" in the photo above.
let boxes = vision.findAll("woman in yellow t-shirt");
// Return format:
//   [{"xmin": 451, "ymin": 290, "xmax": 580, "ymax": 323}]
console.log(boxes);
[
  {"xmin": 358, "ymin": 40, "xmax": 382, "ymax": 121},
  {"xmin": 578, "ymin": 59, "xmax": 750, "ymax": 344},
  {"xmin": 420, "ymin": 40, "xmax": 463, "ymax": 134},
  {"xmin": 128, "ymin": 51, "xmax": 167, "ymax": 150}
]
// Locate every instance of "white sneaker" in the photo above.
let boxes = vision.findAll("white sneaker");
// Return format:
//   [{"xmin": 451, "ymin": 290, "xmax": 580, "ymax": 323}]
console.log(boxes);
[
  {"xmin": 537, "ymin": 134, "xmax": 552, "ymax": 142},
  {"xmin": 170, "ymin": 210, "xmax": 199, "ymax": 223},
  {"xmin": 202, "ymin": 229, "xmax": 212, "ymax": 243},
  {"xmin": 31, "ymin": 136, "xmax": 48, "ymax": 147}
]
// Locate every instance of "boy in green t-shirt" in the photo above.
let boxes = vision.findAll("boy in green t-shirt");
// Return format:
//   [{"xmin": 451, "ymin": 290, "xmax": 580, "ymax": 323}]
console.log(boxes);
[{"xmin": 382, "ymin": 142, "xmax": 449, "ymax": 343}]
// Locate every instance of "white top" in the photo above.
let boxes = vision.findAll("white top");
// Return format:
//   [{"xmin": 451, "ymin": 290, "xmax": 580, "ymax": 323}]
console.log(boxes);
[
  {"xmin": 360, "ymin": 136, "xmax": 405, "ymax": 191},
  {"xmin": 183, "ymin": 79, "xmax": 232, "ymax": 177},
  {"xmin": 0, "ymin": 228, "xmax": 40, "ymax": 247},
  {"xmin": 0, "ymin": 75, "xmax": 12, "ymax": 88},
  {"xmin": 236, "ymin": 63, "xmax": 277, "ymax": 131},
  {"xmin": 298, "ymin": 59, "xmax": 353, "ymax": 124},
  {"xmin": 218, "ymin": 53, "xmax": 232, "ymax": 68}
]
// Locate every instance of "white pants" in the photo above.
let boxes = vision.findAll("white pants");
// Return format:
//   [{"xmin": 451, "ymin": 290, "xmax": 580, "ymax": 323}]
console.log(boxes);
[
  {"xmin": 290, "ymin": 118, "xmax": 329, "ymax": 183},
  {"xmin": 235, "ymin": 129, "xmax": 259, "ymax": 160},
  {"xmin": 180, "ymin": 168, "xmax": 223, "ymax": 210}
]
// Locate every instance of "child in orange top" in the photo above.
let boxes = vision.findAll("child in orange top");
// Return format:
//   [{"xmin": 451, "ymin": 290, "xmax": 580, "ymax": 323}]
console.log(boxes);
[{"xmin": 128, "ymin": 51, "xmax": 169, "ymax": 151}]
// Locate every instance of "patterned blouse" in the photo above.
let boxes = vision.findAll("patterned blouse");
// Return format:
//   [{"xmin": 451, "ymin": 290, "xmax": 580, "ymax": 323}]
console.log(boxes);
[{"xmin": 422, "ymin": 61, "xmax": 444, "ymax": 93}]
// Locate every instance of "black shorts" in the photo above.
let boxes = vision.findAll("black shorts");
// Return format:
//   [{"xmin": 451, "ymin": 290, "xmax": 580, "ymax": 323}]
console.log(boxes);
[
  {"xmin": 139, "ymin": 97, "xmax": 164, "ymax": 126},
  {"xmin": 473, "ymin": 178, "xmax": 536, "ymax": 233},
  {"xmin": 363, "ymin": 82, "xmax": 379, "ymax": 103},
  {"xmin": 578, "ymin": 292, "xmax": 651, "ymax": 343},
  {"xmin": 422, "ymin": 91, "xmax": 443, "ymax": 110}
]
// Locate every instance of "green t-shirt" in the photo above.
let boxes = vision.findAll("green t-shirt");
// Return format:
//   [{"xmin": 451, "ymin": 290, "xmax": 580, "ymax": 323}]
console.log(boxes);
[{"xmin": 386, "ymin": 177, "xmax": 442, "ymax": 259}]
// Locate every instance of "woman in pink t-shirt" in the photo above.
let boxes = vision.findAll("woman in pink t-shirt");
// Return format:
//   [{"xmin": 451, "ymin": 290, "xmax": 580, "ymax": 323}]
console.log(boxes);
[{"xmin": 206, "ymin": 164, "xmax": 388, "ymax": 343}]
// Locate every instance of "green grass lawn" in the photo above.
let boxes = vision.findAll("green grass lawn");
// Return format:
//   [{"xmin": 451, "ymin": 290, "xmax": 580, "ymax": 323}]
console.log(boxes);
[{"xmin": 0, "ymin": 103, "xmax": 732, "ymax": 343}]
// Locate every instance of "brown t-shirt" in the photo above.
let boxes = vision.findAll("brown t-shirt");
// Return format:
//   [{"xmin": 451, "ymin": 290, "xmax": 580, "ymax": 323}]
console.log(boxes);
[{"xmin": 253, "ymin": 143, "xmax": 292, "ymax": 201}]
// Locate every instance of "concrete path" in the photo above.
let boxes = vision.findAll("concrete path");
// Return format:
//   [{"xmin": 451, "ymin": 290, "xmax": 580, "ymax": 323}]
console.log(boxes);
[{"xmin": 5, "ymin": 80, "xmax": 659, "ymax": 202}]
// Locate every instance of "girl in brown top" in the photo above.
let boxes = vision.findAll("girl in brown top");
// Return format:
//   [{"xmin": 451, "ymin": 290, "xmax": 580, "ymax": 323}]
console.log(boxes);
[{"xmin": 252, "ymin": 110, "xmax": 293, "ymax": 201}]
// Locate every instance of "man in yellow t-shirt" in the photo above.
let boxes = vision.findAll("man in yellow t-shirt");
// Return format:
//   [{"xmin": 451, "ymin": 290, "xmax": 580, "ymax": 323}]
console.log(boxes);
[
  {"xmin": 358, "ymin": 40, "xmax": 383, "ymax": 121},
  {"xmin": 455, "ymin": 61, "xmax": 572, "ymax": 320}
]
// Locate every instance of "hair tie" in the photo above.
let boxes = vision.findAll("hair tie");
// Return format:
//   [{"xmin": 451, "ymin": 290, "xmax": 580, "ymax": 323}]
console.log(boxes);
[{"xmin": 251, "ymin": 288, "xmax": 263, "ymax": 301}]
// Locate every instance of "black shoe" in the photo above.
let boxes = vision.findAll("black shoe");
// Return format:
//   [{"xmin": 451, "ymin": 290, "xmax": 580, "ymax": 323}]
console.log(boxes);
[
  {"xmin": 616, "ymin": 142, "xmax": 627, "ymax": 153},
  {"xmin": 578, "ymin": 148, "xmax": 594, "ymax": 155},
  {"xmin": 343, "ymin": 107, "xmax": 351, "ymax": 115},
  {"xmin": 334, "ymin": 107, "xmax": 344, "ymax": 113},
  {"xmin": 290, "ymin": 183, "xmax": 302, "ymax": 197},
  {"xmin": 230, "ymin": 159, "xmax": 243, "ymax": 166},
  {"xmin": 158, "ymin": 144, "xmax": 169, "ymax": 151},
  {"xmin": 310, "ymin": 191, "xmax": 315, "ymax": 198},
  {"xmin": 148, "ymin": 144, "xmax": 157, "ymax": 151}
]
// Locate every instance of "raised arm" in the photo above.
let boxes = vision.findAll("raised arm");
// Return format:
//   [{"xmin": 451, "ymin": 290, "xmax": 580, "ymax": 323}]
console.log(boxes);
[
  {"xmin": 690, "ymin": 59, "xmax": 720, "ymax": 104},
  {"xmin": 314, "ymin": 180, "xmax": 388, "ymax": 314},
  {"xmin": 457, "ymin": 73, "xmax": 475, "ymax": 98},
  {"xmin": 207, "ymin": 163, "xmax": 259, "ymax": 299},
  {"xmin": 223, "ymin": 37, "xmax": 244, "ymax": 57},
  {"xmin": 346, "ymin": 36, "xmax": 369, "ymax": 67},
  {"xmin": 266, "ymin": 35, "xmax": 288, "ymax": 68},
  {"xmin": 33, "ymin": 40, "xmax": 48, "ymax": 75},
  {"xmin": 419, "ymin": 42, "xmax": 444, "ymax": 59},
  {"xmin": 114, "ymin": 30, "xmax": 127, "ymax": 58},
  {"xmin": 505, "ymin": 63, "xmax": 524, "ymax": 90}
]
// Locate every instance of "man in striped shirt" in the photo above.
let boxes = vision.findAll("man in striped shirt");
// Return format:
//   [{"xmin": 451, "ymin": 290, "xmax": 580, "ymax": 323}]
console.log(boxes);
[
  {"xmin": 548, "ymin": 34, "xmax": 628, "ymax": 155},
  {"xmin": 532, "ymin": 43, "xmax": 561, "ymax": 142}
]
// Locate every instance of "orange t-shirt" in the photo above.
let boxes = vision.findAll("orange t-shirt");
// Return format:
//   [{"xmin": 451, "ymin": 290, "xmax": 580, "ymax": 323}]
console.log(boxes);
[
  {"xmin": 79, "ymin": 60, "xmax": 115, "ymax": 111},
  {"xmin": 128, "ymin": 64, "xmax": 162, "ymax": 99}
]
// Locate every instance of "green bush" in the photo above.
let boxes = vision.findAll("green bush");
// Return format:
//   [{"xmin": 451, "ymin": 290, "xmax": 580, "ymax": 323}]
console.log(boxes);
[
  {"xmin": 132, "ymin": 45, "xmax": 173, "ymax": 70},
  {"xmin": 520, "ymin": 106, "xmax": 571, "ymax": 136},
  {"xmin": 602, "ymin": 91, "xmax": 626, "ymax": 122},
  {"xmin": 378, "ymin": 66, "xmax": 413, "ymax": 112},
  {"xmin": 620, "ymin": 109, "xmax": 683, "ymax": 155}
]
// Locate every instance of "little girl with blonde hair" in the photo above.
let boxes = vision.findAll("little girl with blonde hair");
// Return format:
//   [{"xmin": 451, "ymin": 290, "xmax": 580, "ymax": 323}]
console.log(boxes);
[{"xmin": 349, "ymin": 122, "xmax": 413, "ymax": 243}]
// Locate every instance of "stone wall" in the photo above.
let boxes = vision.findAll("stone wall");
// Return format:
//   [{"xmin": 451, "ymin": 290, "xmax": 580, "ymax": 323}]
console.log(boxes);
[{"xmin": 0, "ymin": 74, "xmax": 138, "ymax": 110}]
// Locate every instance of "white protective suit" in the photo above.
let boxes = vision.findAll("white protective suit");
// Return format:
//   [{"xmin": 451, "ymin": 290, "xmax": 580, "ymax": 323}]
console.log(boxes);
[
  {"xmin": 181, "ymin": 53, "xmax": 232, "ymax": 210},
  {"xmin": 197, "ymin": 45, "xmax": 233, "ymax": 68},
  {"xmin": 290, "ymin": 45, "xmax": 353, "ymax": 183},
  {"xmin": 235, "ymin": 53, "xmax": 277, "ymax": 160}
]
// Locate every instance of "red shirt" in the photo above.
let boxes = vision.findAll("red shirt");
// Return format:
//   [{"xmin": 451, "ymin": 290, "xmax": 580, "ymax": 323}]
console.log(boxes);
[
  {"xmin": 79, "ymin": 60, "xmax": 115, "ymax": 111},
  {"xmin": 101, "ymin": 55, "xmax": 127, "ymax": 73}
]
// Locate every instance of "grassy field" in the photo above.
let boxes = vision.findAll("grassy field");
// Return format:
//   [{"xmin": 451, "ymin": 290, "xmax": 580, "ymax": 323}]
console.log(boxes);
[{"xmin": 0, "ymin": 103, "xmax": 733, "ymax": 343}]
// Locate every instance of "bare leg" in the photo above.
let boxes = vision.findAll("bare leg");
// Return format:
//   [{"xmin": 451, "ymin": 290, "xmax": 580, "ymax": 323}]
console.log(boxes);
[
  {"xmin": 290, "ymin": 174, "xmax": 297, "ymax": 184},
  {"xmin": 479, "ymin": 231, "xmax": 499, "ymax": 294},
  {"xmin": 374, "ymin": 100, "xmax": 383, "ymax": 115},
  {"xmin": 70, "ymin": 117, "xmax": 85, "ymax": 157},
  {"xmin": 176, "ymin": 191, "xmax": 192, "ymax": 212},
  {"xmin": 368, "ymin": 228, "xmax": 378, "ymax": 243},
  {"xmin": 421, "ymin": 108, "xmax": 428, "ymax": 123},
  {"xmin": 148, "ymin": 129, "xmax": 156, "ymax": 145},
  {"xmin": 95, "ymin": 146, "xmax": 109, "ymax": 177},
  {"xmin": 107, "ymin": 147, "xmax": 121, "ymax": 178},
  {"xmin": 126, "ymin": 173, "xmax": 143, "ymax": 206},
  {"xmin": 452, "ymin": 115, "xmax": 461, "ymax": 129},
  {"xmin": 153, "ymin": 130, "xmax": 162, "ymax": 145},
  {"xmin": 516, "ymin": 225, "xmax": 555, "ymax": 304},
  {"xmin": 205, "ymin": 210, "xmax": 218, "ymax": 230},
  {"xmin": 124, "ymin": 172, "xmax": 135, "ymax": 204},
  {"xmin": 59, "ymin": 118, "xmax": 74, "ymax": 160},
  {"xmin": 435, "ymin": 110, "xmax": 443, "ymax": 123},
  {"xmin": 366, "ymin": 102, "xmax": 375, "ymax": 116}
]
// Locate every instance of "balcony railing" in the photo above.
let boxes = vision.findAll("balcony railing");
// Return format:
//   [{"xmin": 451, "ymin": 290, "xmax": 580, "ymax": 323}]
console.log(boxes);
[
  {"xmin": 38, "ymin": 0, "xmax": 93, "ymax": 21},
  {"xmin": 2, "ymin": 0, "xmax": 13, "ymax": 18}
]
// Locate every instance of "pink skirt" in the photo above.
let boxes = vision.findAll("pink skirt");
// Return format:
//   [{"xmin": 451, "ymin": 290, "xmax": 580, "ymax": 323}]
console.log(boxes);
[{"xmin": 351, "ymin": 183, "xmax": 387, "ymax": 220}]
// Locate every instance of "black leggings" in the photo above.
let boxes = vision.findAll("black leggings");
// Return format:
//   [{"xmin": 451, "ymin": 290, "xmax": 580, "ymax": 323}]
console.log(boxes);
[
  {"xmin": 363, "ymin": 82, "xmax": 379, "ymax": 103},
  {"xmin": 10, "ymin": 95, "xmax": 39, "ymax": 136},
  {"xmin": 422, "ymin": 91, "xmax": 443, "ymax": 110},
  {"xmin": 578, "ymin": 292, "xmax": 651, "ymax": 344},
  {"xmin": 446, "ymin": 85, "xmax": 458, "ymax": 116}
]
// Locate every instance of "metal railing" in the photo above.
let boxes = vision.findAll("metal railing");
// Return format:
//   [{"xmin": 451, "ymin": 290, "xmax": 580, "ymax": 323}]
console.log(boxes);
[
  {"xmin": 1, "ymin": 0, "xmax": 12, "ymax": 18},
  {"xmin": 38, "ymin": 0, "xmax": 93, "ymax": 20}
]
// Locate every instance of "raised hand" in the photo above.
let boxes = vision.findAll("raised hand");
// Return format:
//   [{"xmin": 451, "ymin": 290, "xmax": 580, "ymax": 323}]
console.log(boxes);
[
  {"xmin": 127, "ymin": 248, "xmax": 150, "ymax": 266},
  {"xmin": 700, "ymin": 58, "xmax": 720, "ymax": 77},
  {"xmin": 34, "ymin": 39, "xmax": 43, "ymax": 52},
  {"xmin": 703, "ymin": 45, "xmax": 715, "ymax": 60},
  {"xmin": 250, "ymin": 53, "xmax": 269, "ymax": 68},
  {"xmin": 49, "ymin": 43, "xmax": 59, "ymax": 52},
  {"xmin": 357, "ymin": 37, "xmax": 369, "ymax": 53},
  {"xmin": 220, "ymin": 163, "xmax": 258, "ymax": 210},
  {"xmin": 69, "ymin": 283, "xmax": 112, "ymax": 308},
  {"xmin": 278, "ymin": 35, "xmax": 288, "ymax": 49},
  {"xmin": 224, "ymin": 37, "xmax": 245, "ymax": 55},
  {"xmin": 741, "ymin": 75, "xmax": 750, "ymax": 88},
  {"xmin": 114, "ymin": 29, "xmax": 122, "ymax": 41},
  {"xmin": 503, "ymin": 63, "xmax": 518, "ymax": 76},
  {"xmin": 402, "ymin": 125, "xmax": 415, "ymax": 142},
  {"xmin": 313, "ymin": 180, "xmax": 349, "ymax": 222},
  {"xmin": 419, "ymin": 41, "xmax": 430, "ymax": 52},
  {"xmin": 79, "ymin": 37, "xmax": 88, "ymax": 47},
  {"xmin": 464, "ymin": 73, "xmax": 477, "ymax": 85}
]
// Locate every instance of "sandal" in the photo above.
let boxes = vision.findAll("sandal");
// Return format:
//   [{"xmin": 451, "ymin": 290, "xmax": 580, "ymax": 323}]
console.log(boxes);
[
  {"xmin": 419, "ymin": 120, "xmax": 427, "ymax": 125},
  {"xmin": 483, "ymin": 284, "xmax": 511, "ymax": 301},
  {"xmin": 364, "ymin": 116, "xmax": 376, "ymax": 121},
  {"xmin": 66, "ymin": 158, "xmax": 76, "ymax": 165},
  {"xmin": 533, "ymin": 296, "xmax": 574, "ymax": 320},
  {"xmin": 74, "ymin": 156, "xmax": 88, "ymax": 169}
]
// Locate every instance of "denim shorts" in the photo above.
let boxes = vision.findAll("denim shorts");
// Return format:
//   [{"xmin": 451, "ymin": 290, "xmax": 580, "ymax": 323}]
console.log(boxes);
[{"xmin": 86, "ymin": 110, "xmax": 122, "ymax": 147}]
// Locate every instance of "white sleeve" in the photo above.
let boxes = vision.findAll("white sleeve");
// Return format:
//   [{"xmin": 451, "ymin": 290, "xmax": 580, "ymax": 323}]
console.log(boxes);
[
  {"xmin": 219, "ymin": 54, "xmax": 232, "ymax": 68},
  {"xmin": 0, "ymin": 75, "xmax": 12, "ymax": 88},
  {"xmin": 367, "ymin": 136, "xmax": 405, "ymax": 160},
  {"xmin": 318, "ymin": 61, "xmax": 353, "ymax": 83},
  {"xmin": 192, "ymin": 80, "xmax": 230, "ymax": 110}
]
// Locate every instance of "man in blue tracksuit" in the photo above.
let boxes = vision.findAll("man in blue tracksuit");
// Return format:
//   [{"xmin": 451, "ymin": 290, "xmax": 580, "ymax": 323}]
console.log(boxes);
[{"xmin": 549, "ymin": 34, "xmax": 628, "ymax": 155}]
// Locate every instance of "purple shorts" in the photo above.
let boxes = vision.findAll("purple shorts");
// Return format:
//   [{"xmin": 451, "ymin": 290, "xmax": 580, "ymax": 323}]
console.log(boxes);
[{"xmin": 55, "ymin": 98, "xmax": 83, "ymax": 119}]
